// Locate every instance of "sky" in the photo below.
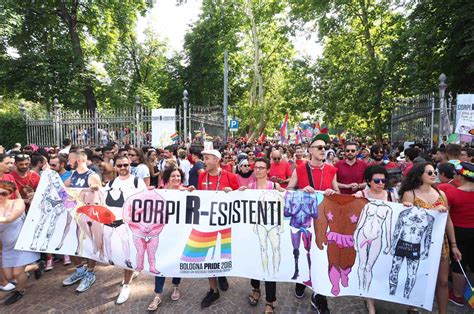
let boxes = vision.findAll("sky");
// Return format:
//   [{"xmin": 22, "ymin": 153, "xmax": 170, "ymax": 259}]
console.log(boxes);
[{"xmin": 136, "ymin": 0, "xmax": 323, "ymax": 59}]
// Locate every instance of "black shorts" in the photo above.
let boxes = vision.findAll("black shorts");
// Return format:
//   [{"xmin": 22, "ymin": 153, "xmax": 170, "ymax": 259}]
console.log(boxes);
[
  {"xmin": 105, "ymin": 219, "xmax": 124, "ymax": 228},
  {"xmin": 394, "ymin": 239, "xmax": 421, "ymax": 260},
  {"xmin": 451, "ymin": 226, "xmax": 474, "ymax": 274}
]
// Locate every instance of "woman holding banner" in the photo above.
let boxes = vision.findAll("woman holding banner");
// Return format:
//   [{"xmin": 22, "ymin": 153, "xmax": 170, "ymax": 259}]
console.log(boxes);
[
  {"xmin": 0, "ymin": 180, "xmax": 40, "ymax": 305},
  {"xmin": 147, "ymin": 166, "xmax": 186, "ymax": 311},
  {"xmin": 399, "ymin": 162, "xmax": 461, "ymax": 314},
  {"xmin": 240, "ymin": 157, "xmax": 285, "ymax": 313}
]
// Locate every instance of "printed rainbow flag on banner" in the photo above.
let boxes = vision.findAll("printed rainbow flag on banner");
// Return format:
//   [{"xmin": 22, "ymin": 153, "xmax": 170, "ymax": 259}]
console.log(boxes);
[
  {"xmin": 170, "ymin": 132, "xmax": 179, "ymax": 142},
  {"xmin": 181, "ymin": 228, "xmax": 232, "ymax": 262}
]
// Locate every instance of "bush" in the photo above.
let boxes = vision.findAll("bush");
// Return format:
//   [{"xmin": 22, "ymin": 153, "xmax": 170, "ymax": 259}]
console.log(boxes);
[{"xmin": 0, "ymin": 114, "xmax": 27, "ymax": 150}]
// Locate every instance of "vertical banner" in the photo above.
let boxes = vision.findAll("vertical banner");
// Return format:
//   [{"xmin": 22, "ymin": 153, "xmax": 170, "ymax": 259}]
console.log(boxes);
[
  {"xmin": 455, "ymin": 94, "xmax": 474, "ymax": 142},
  {"xmin": 16, "ymin": 170, "xmax": 447, "ymax": 311},
  {"xmin": 151, "ymin": 108, "xmax": 176, "ymax": 148}
]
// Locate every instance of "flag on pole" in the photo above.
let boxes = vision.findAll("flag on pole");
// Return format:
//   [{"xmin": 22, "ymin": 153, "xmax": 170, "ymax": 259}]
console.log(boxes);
[
  {"xmin": 258, "ymin": 132, "xmax": 265, "ymax": 144},
  {"xmin": 170, "ymin": 132, "xmax": 179, "ymax": 142},
  {"xmin": 280, "ymin": 113, "xmax": 289, "ymax": 144}
]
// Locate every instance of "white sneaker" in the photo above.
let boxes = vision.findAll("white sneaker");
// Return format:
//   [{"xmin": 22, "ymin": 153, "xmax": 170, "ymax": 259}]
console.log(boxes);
[
  {"xmin": 0, "ymin": 282, "xmax": 16, "ymax": 292},
  {"xmin": 116, "ymin": 284, "xmax": 130, "ymax": 305}
]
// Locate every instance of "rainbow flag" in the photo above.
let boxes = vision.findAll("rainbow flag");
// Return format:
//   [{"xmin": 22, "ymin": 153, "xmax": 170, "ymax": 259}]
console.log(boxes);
[
  {"xmin": 170, "ymin": 132, "xmax": 179, "ymax": 142},
  {"xmin": 181, "ymin": 228, "xmax": 232, "ymax": 262},
  {"xmin": 280, "ymin": 113, "xmax": 289, "ymax": 143}
]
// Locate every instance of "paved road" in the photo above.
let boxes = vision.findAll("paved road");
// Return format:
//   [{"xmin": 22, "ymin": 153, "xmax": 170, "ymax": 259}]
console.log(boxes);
[{"xmin": 0, "ymin": 263, "xmax": 471, "ymax": 313}]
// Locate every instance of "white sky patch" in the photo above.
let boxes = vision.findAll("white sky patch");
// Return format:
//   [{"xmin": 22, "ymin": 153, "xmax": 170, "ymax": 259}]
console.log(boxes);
[
  {"xmin": 136, "ymin": 1, "xmax": 323, "ymax": 60},
  {"xmin": 6, "ymin": 46, "xmax": 20, "ymax": 59}
]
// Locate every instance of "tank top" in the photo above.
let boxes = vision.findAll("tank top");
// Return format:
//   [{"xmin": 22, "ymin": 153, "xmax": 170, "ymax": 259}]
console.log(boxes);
[
  {"xmin": 295, "ymin": 162, "xmax": 337, "ymax": 190},
  {"xmin": 70, "ymin": 169, "xmax": 94, "ymax": 188}
]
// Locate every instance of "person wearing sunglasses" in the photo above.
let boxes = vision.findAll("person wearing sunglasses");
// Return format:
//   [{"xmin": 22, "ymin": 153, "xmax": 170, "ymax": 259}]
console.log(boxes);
[
  {"xmin": 399, "ymin": 162, "xmax": 461, "ymax": 314},
  {"xmin": 235, "ymin": 158, "xmax": 256, "ymax": 188},
  {"xmin": 287, "ymin": 133, "xmax": 338, "ymax": 314},
  {"xmin": 268, "ymin": 150, "xmax": 292, "ymax": 188},
  {"xmin": 336, "ymin": 142, "xmax": 368, "ymax": 195},
  {"xmin": 369, "ymin": 144, "xmax": 397, "ymax": 170},
  {"xmin": 0, "ymin": 180, "xmax": 40, "ymax": 305},
  {"xmin": 353, "ymin": 165, "xmax": 397, "ymax": 314}
]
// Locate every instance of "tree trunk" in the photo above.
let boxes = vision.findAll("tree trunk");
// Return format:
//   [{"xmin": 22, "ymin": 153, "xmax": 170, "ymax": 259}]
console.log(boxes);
[{"xmin": 57, "ymin": 0, "xmax": 97, "ymax": 112}]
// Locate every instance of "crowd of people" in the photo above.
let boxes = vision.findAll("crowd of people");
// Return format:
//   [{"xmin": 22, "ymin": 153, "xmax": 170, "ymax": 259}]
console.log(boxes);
[{"xmin": 0, "ymin": 135, "xmax": 472, "ymax": 314}]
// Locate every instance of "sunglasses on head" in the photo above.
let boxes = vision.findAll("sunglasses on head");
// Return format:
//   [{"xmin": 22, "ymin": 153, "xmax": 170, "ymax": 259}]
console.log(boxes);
[
  {"xmin": 116, "ymin": 164, "xmax": 129, "ymax": 168},
  {"xmin": 310, "ymin": 145, "xmax": 328, "ymax": 151},
  {"xmin": 15, "ymin": 154, "xmax": 30, "ymax": 160},
  {"xmin": 425, "ymin": 170, "xmax": 438, "ymax": 176},
  {"xmin": 372, "ymin": 178, "xmax": 386, "ymax": 184}
]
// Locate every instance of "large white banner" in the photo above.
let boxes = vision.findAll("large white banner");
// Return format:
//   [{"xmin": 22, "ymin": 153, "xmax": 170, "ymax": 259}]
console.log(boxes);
[
  {"xmin": 151, "ymin": 108, "xmax": 176, "ymax": 147},
  {"xmin": 455, "ymin": 94, "xmax": 474, "ymax": 141},
  {"xmin": 16, "ymin": 170, "xmax": 447, "ymax": 310}
]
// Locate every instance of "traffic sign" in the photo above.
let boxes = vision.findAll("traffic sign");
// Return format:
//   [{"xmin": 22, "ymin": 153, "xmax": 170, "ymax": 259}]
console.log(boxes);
[{"xmin": 229, "ymin": 119, "xmax": 239, "ymax": 131}]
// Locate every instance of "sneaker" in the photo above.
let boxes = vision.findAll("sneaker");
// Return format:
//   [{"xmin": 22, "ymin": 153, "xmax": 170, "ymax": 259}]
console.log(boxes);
[
  {"xmin": 63, "ymin": 255, "xmax": 71, "ymax": 266},
  {"xmin": 34, "ymin": 260, "xmax": 45, "ymax": 280},
  {"xmin": 116, "ymin": 284, "xmax": 130, "ymax": 305},
  {"xmin": 45, "ymin": 258, "xmax": 54, "ymax": 271},
  {"xmin": 311, "ymin": 293, "xmax": 330, "ymax": 314},
  {"xmin": 218, "ymin": 277, "xmax": 229, "ymax": 291},
  {"xmin": 63, "ymin": 267, "xmax": 87, "ymax": 286},
  {"xmin": 4, "ymin": 290, "xmax": 24, "ymax": 305},
  {"xmin": 449, "ymin": 289, "xmax": 464, "ymax": 306},
  {"xmin": 295, "ymin": 284, "xmax": 305, "ymax": 298},
  {"xmin": 76, "ymin": 271, "xmax": 96, "ymax": 293},
  {"xmin": 0, "ymin": 282, "xmax": 16, "ymax": 292},
  {"xmin": 201, "ymin": 289, "xmax": 220, "ymax": 308}
]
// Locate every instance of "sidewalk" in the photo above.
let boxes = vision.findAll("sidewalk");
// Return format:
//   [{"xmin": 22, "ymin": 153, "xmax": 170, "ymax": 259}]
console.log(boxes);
[{"xmin": 0, "ymin": 263, "xmax": 470, "ymax": 313}]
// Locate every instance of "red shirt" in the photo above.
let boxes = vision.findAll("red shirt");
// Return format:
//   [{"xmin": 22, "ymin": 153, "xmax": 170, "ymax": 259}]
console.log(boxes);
[
  {"xmin": 296, "ymin": 163, "xmax": 337, "ymax": 190},
  {"xmin": 369, "ymin": 161, "xmax": 398, "ymax": 170},
  {"xmin": 437, "ymin": 182, "xmax": 459, "ymax": 194},
  {"xmin": 220, "ymin": 163, "xmax": 233, "ymax": 173},
  {"xmin": 445, "ymin": 188, "xmax": 474, "ymax": 228},
  {"xmin": 198, "ymin": 169, "xmax": 239, "ymax": 191},
  {"xmin": 268, "ymin": 161, "xmax": 292, "ymax": 188},
  {"xmin": 11, "ymin": 170, "xmax": 40, "ymax": 194},
  {"xmin": 402, "ymin": 162, "xmax": 414, "ymax": 176},
  {"xmin": 295, "ymin": 159, "xmax": 307, "ymax": 167},
  {"xmin": 0, "ymin": 173, "xmax": 19, "ymax": 199},
  {"xmin": 335, "ymin": 159, "xmax": 368, "ymax": 194}
]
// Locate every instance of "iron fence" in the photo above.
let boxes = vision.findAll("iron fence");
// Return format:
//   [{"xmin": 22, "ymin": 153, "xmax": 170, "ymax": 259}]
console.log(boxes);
[{"xmin": 21, "ymin": 94, "xmax": 224, "ymax": 148}]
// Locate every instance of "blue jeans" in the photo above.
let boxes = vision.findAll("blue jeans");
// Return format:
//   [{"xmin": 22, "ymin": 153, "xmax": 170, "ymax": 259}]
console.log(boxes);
[{"xmin": 154, "ymin": 277, "xmax": 181, "ymax": 293}]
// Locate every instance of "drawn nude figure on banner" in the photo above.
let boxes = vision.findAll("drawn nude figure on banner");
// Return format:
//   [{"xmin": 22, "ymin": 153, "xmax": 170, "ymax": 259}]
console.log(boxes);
[
  {"xmin": 254, "ymin": 190, "xmax": 284, "ymax": 276},
  {"xmin": 124, "ymin": 189, "xmax": 164, "ymax": 274},
  {"xmin": 284, "ymin": 191, "xmax": 319, "ymax": 287},
  {"xmin": 354, "ymin": 201, "xmax": 393, "ymax": 291},
  {"xmin": 385, "ymin": 206, "xmax": 434, "ymax": 298},
  {"xmin": 55, "ymin": 188, "xmax": 105, "ymax": 257},
  {"xmin": 30, "ymin": 171, "xmax": 75, "ymax": 251}
]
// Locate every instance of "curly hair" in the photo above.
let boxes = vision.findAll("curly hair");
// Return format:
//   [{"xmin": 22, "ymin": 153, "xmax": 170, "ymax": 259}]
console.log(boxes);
[
  {"xmin": 399, "ymin": 161, "xmax": 433, "ymax": 198},
  {"xmin": 0, "ymin": 180, "xmax": 17, "ymax": 194},
  {"xmin": 162, "ymin": 166, "xmax": 185, "ymax": 185}
]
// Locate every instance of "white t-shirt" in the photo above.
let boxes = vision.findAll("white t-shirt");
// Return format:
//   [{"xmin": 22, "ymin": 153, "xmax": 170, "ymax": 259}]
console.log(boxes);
[
  {"xmin": 130, "ymin": 163, "xmax": 150, "ymax": 180},
  {"xmin": 179, "ymin": 158, "xmax": 191, "ymax": 186},
  {"xmin": 104, "ymin": 175, "xmax": 146, "ymax": 220}
]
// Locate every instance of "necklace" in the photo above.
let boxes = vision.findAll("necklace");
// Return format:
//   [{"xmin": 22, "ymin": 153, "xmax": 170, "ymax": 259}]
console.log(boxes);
[
  {"xmin": 307, "ymin": 162, "xmax": 324, "ymax": 190},
  {"xmin": 205, "ymin": 169, "xmax": 222, "ymax": 191}
]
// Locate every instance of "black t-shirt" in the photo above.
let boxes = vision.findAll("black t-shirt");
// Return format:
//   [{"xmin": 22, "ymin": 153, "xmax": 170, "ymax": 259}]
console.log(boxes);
[{"xmin": 188, "ymin": 160, "xmax": 204, "ymax": 188}]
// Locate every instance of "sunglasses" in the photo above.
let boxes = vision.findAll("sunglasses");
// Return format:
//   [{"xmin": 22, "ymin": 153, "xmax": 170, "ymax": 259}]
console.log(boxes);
[
  {"xmin": 345, "ymin": 149, "xmax": 356, "ymax": 153},
  {"xmin": 310, "ymin": 145, "xmax": 328, "ymax": 151},
  {"xmin": 272, "ymin": 158, "xmax": 281, "ymax": 161},
  {"xmin": 116, "ymin": 164, "xmax": 129, "ymax": 168},
  {"xmin": 376, "ymin": 151, "xmax": 384, "ymax": 155},
  {"xmin": 0, "ymin": 191, "xmax": 10, "ymax": 197},
  {"xmin": 372, "ymin": 178, "xmax": 386, "ymax": 184},
  {"xmin": 425, "ymin": 170, "xmax": 438, "ymax": 176},
  {"xmin": 241, "ymin": 164, "xmax": 250, "ymax": 167},
  {"xmin": 248, "ymin": 153, "xmax": 255, "ymax": 156},
  {"xmin": 49, "ymin": 163, "xmax": 58, "ymax": 167}
]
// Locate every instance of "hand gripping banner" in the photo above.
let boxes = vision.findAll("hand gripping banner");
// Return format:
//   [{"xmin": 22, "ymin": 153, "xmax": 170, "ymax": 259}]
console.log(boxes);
[{"xmin": 16, "ymin": 170, "xmax": 447, "ymax": 310}]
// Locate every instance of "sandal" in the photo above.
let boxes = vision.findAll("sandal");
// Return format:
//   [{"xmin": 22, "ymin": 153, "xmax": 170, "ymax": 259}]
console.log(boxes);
[
  {"xmin": 248, "ymin": 288, "xmax": 261, "ymax": 306},
  {"xmin": 147, "ymin": 295, "xmax": 162, "ymax": 311},
  {"xmin": 171, "ymin": 286, "xmax": 180, "ymax": 301},
  {"xmin": 265, "ymin": 302, "xmax": 275, "ymax": 313}
]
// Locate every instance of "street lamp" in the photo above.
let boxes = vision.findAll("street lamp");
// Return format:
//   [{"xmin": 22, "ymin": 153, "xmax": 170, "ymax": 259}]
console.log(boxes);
[{"xmin": 183, "ymin": 90, "xmax": 189, "ymax": 143}]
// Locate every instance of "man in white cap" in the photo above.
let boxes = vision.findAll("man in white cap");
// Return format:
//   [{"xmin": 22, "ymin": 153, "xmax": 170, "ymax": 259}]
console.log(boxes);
[{"xmin": 197, "ymin": 149, "xmax": 239, "ymax": 308}]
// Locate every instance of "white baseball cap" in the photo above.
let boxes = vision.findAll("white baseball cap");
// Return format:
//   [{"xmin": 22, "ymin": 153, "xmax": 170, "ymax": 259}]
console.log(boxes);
[{"xmin": 202, "ymin": 149, "xmax": 222, "ymax": 160}]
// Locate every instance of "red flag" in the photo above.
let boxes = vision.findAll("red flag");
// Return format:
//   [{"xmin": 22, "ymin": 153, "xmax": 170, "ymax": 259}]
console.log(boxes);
[
  {"xmin": 258, "ymin": 132, "xmax": 265, "ymax": 143},
  {"xmin": 280, "ymin": 113, "xmax": 289, "ymax": 143}
]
